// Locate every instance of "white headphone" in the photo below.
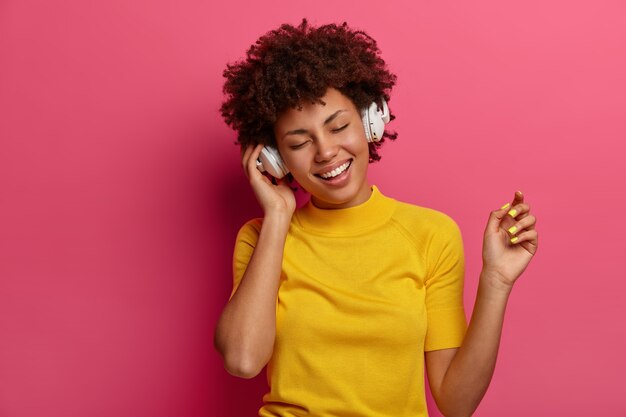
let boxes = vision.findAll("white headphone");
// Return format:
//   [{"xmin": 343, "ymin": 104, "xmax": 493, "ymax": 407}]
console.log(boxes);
[
  {"xmin": 361, "ymin": 98, "xmax": 390, "ymax": 143},
  {"xmin": 257, "ymin": 98, "xmax": 390, "ymax": 179}
]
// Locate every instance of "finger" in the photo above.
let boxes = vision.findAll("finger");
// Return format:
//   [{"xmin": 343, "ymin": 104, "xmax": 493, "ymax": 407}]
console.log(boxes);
[
  {"xmin": 518, "ymin": 212, "xmax": 537, "ymax": 231},
  {"xmin": 507, "ymin": 190, "xmax": 523, "ymax": 212},
  {"xmin": 505, "ymin": 202, "xmax": 530, "ymax": 220},
  {"xmin": 510, "ymin": 229, "xmax": 537, "ymax": 243},
  {"xmin": 510, "ymin": 190, "xmax": 532, "ymax": 219},
  {"xmin": 242, "ymin": 143, "xmax": 261, "ymax": 178},
  {"xmin": 488, "ymin": 202, "xmax": 515, "ymax": 234},
  {"xmin": 241, "ymin": 144, "xmax": 255, "ymax": 174},
  {"xmin": 498, "ymin": 190, "xmax": 523, "ymax": 213},
  {"xmin": 505, "ymin": 214, "xmax": 536, "ymax": 236},
  {"xmin": 276, "ymin": 177, "xmax": 293, "ymax": 190},
  {"xmin": 246, "ymin": 143, "xmax": 264, "ymax": 179},
  {"xmin": 509, "ymin": 229, "xmax": 538, "ymax": 252}
]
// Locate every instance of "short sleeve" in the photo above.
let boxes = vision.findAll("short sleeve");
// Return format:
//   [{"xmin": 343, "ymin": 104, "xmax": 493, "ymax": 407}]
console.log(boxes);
[
  {"xmin": 229, "ymin": 218, "xmax": 263, "ymax": 301},
  {"xmin": 424, "ymin": 214, "xmax": 467, "ymax": 351}
]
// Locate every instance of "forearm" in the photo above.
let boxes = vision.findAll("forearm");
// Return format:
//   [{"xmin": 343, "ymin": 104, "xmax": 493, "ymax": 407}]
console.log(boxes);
[
  {"xmin": 214, "ymin": 213, "xmax": 290, "ymax": 378},
  {"xmin": 438, "ymin": 270, "xmax": 512, "ymax": 417}
]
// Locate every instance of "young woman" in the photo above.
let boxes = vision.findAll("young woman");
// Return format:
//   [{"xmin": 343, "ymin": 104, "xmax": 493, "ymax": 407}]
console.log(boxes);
[{"xmin": 214, "ymin": 19, "xmax": 539, "ymax": 417}]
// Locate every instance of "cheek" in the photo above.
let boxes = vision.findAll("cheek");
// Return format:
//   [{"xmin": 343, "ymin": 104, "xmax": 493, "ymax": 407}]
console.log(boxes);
[
  {"xmin": 282, "ymin": 153, "xmax": 311, "ymax": 177},
  {"xmin": 347, "ymin": 124, "xmax": 368, "ymax": 147},
  {"xmin": 348, "ymin": 133, "xmax": 369, "ymax": 155}
]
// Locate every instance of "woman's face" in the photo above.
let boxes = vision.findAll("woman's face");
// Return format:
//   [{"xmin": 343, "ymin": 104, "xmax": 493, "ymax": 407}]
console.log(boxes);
[{"xmin": 273, "ymin": 88, "xmax": 372, "ymax": 209}]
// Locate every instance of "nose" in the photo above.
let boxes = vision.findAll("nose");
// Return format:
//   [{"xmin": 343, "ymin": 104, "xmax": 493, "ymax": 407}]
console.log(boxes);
[{"xmin": 314, "ymin": 133, "xmax": 339, "ymax": 163}]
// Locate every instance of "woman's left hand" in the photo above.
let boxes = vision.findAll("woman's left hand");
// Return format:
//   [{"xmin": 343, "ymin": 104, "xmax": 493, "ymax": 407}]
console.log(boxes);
[{"xmin": 481, "ymin": 190, "xmax": 539, "ymax": 290}]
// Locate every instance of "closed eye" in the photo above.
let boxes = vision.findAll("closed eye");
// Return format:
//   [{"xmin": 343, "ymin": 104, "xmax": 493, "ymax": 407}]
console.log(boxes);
[
  {"xmin": 332, "ymin": 124, "xmax": 349, "ymax": 133},
  {"xmin": 290, "ymin": 141, "xmax": 309, "ymax": 150},
  {"xmin": 289, "ymin": 124, "xmax": 348, "ymax": 149}
]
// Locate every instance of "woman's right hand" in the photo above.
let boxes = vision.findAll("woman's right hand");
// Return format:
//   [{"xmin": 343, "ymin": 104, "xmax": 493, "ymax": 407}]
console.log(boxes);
[{"xmin": 241, "ymin": 143, "xmax": 296, "ymax": 219}]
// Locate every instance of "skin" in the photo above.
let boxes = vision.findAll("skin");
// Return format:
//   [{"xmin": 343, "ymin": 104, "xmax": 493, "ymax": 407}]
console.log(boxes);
[
  {"xmin": 425, "ymin": 191, "xmax": 538, "ymax": 417},
  {"xmin": 273, "ymin": 87, "xmax": 373, "ymax": 209},
  {"xmin": 224, "ymin": 87, "xmax": 539, "ymax": 416}
]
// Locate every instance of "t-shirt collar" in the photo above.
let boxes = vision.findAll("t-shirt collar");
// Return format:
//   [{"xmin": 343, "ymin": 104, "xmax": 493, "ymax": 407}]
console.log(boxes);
[{"xmin": 294, "ymin": 185, "xmax": 396, "ymax": 235}]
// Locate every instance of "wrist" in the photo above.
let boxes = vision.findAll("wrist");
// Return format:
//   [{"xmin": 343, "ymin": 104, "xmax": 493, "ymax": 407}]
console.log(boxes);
[
  {"xmin": 263, "ymin": 211, "xmax": 292, "ymax": 232},
  {"xmin": 479, "ymin": 268, "xmax": 514, "ymax": 299},
  {"xmin": 263, "ymin": 203, "xmax": 293, "ymax": 217}
]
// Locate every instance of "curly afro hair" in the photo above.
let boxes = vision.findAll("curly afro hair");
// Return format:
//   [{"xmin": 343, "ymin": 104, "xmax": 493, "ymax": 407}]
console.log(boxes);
[{"xmin": 220, "ymin": 18, "xmax": 398, "ymax": 164}]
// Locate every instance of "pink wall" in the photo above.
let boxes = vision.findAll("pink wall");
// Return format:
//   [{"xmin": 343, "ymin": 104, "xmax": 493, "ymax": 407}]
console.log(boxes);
[{"xmin": 1, "ymin": 0, "xmax": 625, "ymax": 416}]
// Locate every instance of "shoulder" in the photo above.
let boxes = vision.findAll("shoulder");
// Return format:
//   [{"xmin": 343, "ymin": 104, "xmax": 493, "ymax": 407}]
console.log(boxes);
[
  {"xmin": 390, "ymin": 200, "xmax": 465, "ymax": 276},
  {"xmin": 391, "ymin": 199, "xmax": 462, "ymax": 239},
  {"xmin": 239, "ymin": 217, "xmax": 263, "ymax": 231},
  {"xmin": 235, "ymin": 217, "xmax": 264, "ymax": 244}
]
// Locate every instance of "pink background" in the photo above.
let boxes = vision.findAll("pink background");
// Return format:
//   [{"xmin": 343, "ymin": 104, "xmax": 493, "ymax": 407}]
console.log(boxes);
[{"xmin": 1, "ymin": 0, "xmax": 625, "ymax": 416}]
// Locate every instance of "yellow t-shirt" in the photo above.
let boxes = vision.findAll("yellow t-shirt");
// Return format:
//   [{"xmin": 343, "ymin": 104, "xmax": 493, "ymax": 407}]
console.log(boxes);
[{"xmin": 231, "ymin": 185, "xmax": 467, "ymax": 417}]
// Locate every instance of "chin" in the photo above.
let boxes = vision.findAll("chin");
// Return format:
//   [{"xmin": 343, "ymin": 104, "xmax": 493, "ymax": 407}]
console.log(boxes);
[{"xmin": 312, "ymin": 181, "xmax": 367, "ymax": 206}]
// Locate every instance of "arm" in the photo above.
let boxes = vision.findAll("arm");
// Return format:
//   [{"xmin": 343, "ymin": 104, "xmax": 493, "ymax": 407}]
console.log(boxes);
[
  {"xmin": 214, "ymin": 143, "xmax": 296, "ymax": 379},
  {"xmin": 426, "ymin": 191, "xmax": 538, "ymax": 417},
  {"xmin": 425, "ymin": 271, "xmax": 510, "ymax": 417},
  {"xmin": 214, "ymin": 212, "xmax": 290, "ymax": 378}
]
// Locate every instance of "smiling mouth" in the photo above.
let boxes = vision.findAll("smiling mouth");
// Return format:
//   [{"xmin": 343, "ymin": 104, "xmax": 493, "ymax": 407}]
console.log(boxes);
[{"xmin": 314, "ymin": 159, "xmax": 353, "ymax": 180}]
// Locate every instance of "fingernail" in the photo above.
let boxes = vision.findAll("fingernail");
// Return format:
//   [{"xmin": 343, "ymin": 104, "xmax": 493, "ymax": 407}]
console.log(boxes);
[
  {"xmin": 501, "ymin": 202, "xmax": 511, "ymax": 210},
  {"xmin": 508, "ymin": 226, "xmax": 518, "ymax": 235},
  {"xmin": 507, "ymin": 208, "xmax": 518, "ymax": 217},
  {"xmin": 510, "ymin": 236, "xmax": 519, "ymax": 243}
]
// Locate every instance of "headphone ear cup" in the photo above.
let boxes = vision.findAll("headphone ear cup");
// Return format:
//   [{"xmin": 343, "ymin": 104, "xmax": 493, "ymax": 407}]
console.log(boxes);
[
  {"xmin": 257, "ymin": 146, "xmax": 289, "ymax": 179},
  {"xmin": 361, "ymin": 101, "xmax": 387, "ymax": 142}
]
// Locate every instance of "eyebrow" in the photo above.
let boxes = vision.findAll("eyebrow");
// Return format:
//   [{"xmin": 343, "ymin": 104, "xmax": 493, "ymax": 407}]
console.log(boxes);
[{"xmin": 282, "ymin": 109, "xmax": 348, "ymax": 139}]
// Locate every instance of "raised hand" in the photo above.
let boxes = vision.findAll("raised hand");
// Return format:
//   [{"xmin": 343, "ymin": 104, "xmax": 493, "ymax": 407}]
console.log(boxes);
[
  {"xmin": 241, "ymin": 143, "xmax": 296, "ymax": 218},
  {"xmin": 481, "ymin": 190, "xmax": 539, "ymax": 289}
]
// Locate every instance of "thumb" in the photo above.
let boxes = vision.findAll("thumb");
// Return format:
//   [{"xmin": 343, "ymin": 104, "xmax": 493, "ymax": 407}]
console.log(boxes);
[{"xmin": 487, "ymin": 202, "xmax": 512, "ymax": 234}]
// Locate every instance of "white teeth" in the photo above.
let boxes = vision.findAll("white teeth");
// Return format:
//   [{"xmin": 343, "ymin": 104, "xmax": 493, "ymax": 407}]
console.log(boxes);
[{"xmin": 320, "ymin": 161, "xmax": 350, "ymax": 179}]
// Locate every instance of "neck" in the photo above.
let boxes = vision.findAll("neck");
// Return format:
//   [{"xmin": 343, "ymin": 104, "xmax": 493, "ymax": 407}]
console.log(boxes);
[{"xmin": 310, "ymin": 182, "xmax": 373, "ymax": 210}]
